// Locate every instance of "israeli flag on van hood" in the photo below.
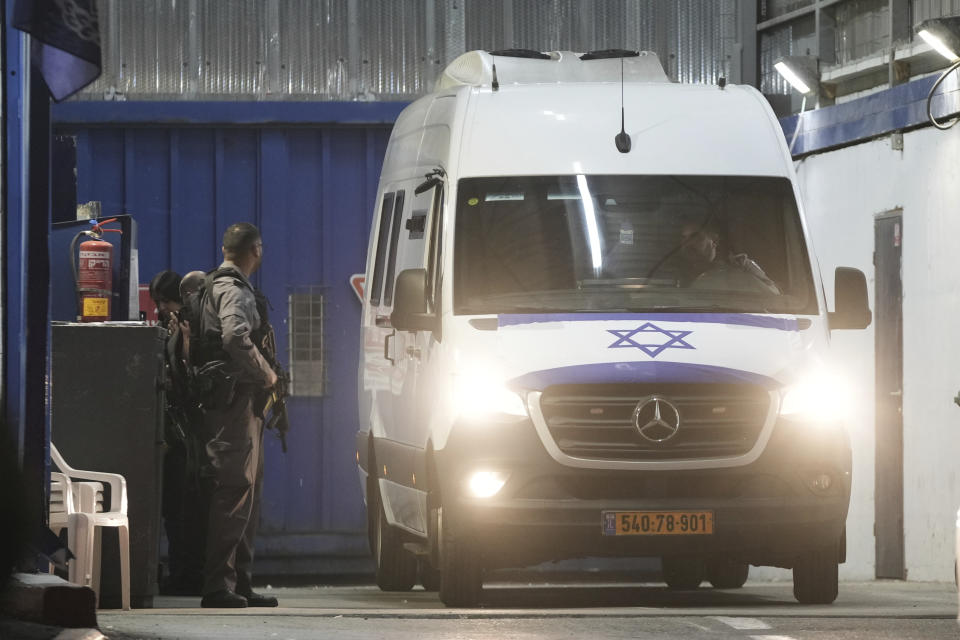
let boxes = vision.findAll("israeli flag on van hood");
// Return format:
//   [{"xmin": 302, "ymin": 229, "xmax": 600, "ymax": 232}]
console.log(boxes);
[{"xmin": 493, "ymin": 313, "xmax": 813, "ymax": 391}]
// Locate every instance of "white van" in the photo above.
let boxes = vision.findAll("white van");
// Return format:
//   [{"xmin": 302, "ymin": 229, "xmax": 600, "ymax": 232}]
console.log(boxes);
[{"xmin": 356, "ymin": 49, "xmax": 871, "ymax": 607}]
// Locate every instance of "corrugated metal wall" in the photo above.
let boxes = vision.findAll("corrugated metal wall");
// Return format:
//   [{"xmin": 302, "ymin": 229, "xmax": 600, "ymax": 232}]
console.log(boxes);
[
  {"xmin": 64, "ymin": 123, "xmax": 391, "ymax": 570},
  {"xmin": 472, "ymin": 0, "xmax": 738, "ymax": 85},
  {"xmin": 81, "ymin": 0, "xmax": 739, "ymax": 101},
  {"xmin": 831, "ymin": 0, "xmax": 890, "ymax": 66},
  {"xmin": 913, "ymin": 0, "xmax": 960, "ymax": 23}
]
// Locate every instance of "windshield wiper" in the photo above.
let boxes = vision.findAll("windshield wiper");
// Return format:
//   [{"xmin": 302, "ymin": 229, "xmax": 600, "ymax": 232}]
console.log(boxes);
[{"xmin": 665, "ymin": 305, "xmax": 772, "ymax": 314}]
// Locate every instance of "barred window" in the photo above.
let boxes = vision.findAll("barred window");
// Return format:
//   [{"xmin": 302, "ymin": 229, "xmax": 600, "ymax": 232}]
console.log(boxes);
[{"xmin": 287, "ymin": 288, "xmax": 325, "ymax": 396}]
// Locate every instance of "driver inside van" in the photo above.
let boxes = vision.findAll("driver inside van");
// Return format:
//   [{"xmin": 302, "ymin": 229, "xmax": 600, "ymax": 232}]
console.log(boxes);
[{"xmin": 677, "ymin": 221, "xmax": 780, "ymax": 294}]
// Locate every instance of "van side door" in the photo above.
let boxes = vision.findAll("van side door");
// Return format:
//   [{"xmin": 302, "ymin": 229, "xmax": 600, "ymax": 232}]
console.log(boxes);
[{"xmin": 364, "ymin": 189, "xmax": 405, "ymax": 443}]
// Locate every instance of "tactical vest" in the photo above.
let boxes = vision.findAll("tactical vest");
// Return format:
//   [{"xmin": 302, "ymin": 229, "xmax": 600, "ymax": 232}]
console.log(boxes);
[{"xmin": 192, "ymin": 267, "xmax": 275, "ymax": 367}]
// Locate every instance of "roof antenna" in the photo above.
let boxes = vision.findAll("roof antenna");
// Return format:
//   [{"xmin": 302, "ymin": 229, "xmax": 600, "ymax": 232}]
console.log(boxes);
[
  {"xmin": 614, "ymin": 56, "xmax": 631, "ymax": 153},
  {"xmin": 491, "ymin": 54, "xmax": 499, "ymax": 92}
]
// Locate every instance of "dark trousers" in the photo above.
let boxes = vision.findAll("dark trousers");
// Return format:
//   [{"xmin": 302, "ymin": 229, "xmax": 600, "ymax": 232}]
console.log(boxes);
[
  {"xmin": 161, "ymin": 438, "xmax": 208, "ymax": 591},
  {"xmin": 202, "ymin": 391, "xmax": 264, "ymax": 596}
]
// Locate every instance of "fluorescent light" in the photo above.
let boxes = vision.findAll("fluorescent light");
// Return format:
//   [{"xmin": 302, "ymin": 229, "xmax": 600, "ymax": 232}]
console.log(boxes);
[
  {"xmin": 919, "ymin": 28, "xmax": 960, "ymax": 62},
  {"xmin": 774, "ymin": 61, "xmax": 812, "ymax": 94}
]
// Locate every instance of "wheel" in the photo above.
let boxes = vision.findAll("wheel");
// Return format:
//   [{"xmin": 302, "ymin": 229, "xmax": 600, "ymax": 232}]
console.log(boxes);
[
  {"xmin": 792, "ymin": 546, "xmax": 839, "ymax": 604},
  {"xmin": 371, "ymin": 482, "xmax": 417, "ymax": 591},
  {"xmin": 661, "ymin": 556, "xmax": 704, "ymax": 590},
  {"xmin": 706, "ymin": 558, "xmax": 749, "ymax": 589},
  {"xmin": 437, "ymin": 506, "xmax": 482, "ymax": 607},
  {"xmin": 419, "ymin": 558, "xmax": 441, "ymax": 591}
]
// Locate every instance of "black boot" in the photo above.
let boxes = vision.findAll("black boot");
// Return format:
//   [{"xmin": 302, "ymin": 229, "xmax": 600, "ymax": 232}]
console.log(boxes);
[
  {"xmin": 238, "ymin": 590, "xmax": 278, "ymax": 607},
  {"xmin": 200, "ymin": 589, "xmax": 248, "ymax": 608}
]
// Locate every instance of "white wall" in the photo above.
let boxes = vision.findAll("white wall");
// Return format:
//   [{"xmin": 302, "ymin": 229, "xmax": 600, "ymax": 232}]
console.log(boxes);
[{"xmin": 793, "ymin": 126, "xmax": 960, "ymax": 581}]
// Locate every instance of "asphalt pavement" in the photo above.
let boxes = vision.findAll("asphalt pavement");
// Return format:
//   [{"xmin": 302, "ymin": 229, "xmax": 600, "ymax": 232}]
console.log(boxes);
[{"xmin": 73, "ymin": 580, "xmax": 957, "ymax": 640}]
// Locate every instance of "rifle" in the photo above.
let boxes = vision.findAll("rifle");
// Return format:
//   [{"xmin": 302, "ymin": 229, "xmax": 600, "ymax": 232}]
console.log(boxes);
[
  {"xmin": 262, "ymin": 368, "xmax": 290, "ymax": 453},
  {"xmin": 259, "ymin": 322, "xmax": 291, "ymax": 453}
]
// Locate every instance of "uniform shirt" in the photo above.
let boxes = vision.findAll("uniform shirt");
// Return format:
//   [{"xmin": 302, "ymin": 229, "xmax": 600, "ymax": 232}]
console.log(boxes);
[{"xmin": 202, "ymin": 261, "xmax": 274, "ymax": 386}]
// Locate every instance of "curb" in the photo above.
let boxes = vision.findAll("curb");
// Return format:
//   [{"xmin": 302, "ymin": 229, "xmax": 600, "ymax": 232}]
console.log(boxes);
[{"xmin": 0, "ymin": 573, "xmax": 97, "ymax": 628}]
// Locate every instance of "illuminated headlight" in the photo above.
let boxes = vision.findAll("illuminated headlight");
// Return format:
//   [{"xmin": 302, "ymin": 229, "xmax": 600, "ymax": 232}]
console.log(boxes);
[
  {"xmin": 467, "ymin": 470, "xmax": 508, "ymax": 498},
  {"xmin": 453, "ymin": 370, "xmax": 527, "ymax": 419},
  {"xmin": 779, "ymin": 371, "xmax": 851, "ymax": 423}
]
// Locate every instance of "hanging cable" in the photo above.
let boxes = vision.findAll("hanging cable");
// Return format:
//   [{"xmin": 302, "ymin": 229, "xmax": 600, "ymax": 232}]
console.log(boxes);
[{"xmin": 926, "ymin": 58, "xmax": 960, "ymax": 130}]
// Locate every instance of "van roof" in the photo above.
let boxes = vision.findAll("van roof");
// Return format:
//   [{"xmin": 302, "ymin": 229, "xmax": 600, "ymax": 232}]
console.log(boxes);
[
  {"xmin": 436, "ymin": 50, "xmax": 670, "ymax": 90},
  {"xmin": 380, "ymin": 52, "xmax": 792, "ymax": 184},
  {"xmin": 455, "ymin": 82, "xmax": 792, "ymax": 179}
]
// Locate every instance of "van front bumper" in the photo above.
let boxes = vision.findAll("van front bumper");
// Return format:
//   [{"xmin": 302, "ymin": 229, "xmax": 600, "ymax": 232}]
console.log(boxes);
[{"xmin": 434, "ymin": 414, "xmax": 851, "ymax": 570}]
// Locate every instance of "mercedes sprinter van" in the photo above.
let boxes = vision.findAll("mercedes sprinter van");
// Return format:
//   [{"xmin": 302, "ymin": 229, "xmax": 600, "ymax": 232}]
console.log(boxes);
[{"xmin": 356, "ymin": 49, "xmax": 871, "ymax": 607}]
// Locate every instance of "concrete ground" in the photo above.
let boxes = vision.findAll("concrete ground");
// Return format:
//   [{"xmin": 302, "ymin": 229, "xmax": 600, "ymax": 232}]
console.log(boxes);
[{"xmin": 46, "ymin": 580, "xmax": 958, "ymax": 640}]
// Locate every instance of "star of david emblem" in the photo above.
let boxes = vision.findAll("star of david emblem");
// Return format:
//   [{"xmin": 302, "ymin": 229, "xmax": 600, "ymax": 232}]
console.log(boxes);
[{"xmin": 606, "ymin": 322, "xmax": 695, "ymax": 358}]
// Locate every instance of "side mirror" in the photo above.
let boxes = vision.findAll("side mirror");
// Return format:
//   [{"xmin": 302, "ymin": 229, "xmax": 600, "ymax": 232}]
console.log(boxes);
[
  {"xmin": 391, "ymin": 269, "xmax": 437, "ymax": 332},
  {"xmin": 829, "ymin": 267, "xmax": 871, "ymax": 330}
]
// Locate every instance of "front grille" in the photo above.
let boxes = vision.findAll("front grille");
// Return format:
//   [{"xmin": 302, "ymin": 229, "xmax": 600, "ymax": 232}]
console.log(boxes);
[
  {"xmin": 538, "ymin": 383, "xmax": 770, "ymax": 461},
  {"xmin": 513, "ymin": 474, "xmax": 795, "ymax": 500}
]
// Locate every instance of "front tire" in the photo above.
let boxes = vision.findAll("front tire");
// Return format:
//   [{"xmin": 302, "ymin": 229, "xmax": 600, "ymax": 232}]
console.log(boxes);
[
  {"xmin": 437, "ymin": 506, "xmax": 482, "ymax": 607},
  {"xmin": 661, "ymin": 556, "xmax": 704, "ymax": 590},
  {"xmin": 792, "ymin": 546, "xmax": 839, "ymax": 604},
  {"xmin": 706, "ymin": 558, "xmax": 749, "ymax": 589},
  {"xmin": 372, "ymin": 483, "xmax": 417, "ymax": 592}
]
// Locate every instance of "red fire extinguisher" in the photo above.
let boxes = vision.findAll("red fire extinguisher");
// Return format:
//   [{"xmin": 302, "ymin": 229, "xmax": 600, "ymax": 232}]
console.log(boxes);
[{"xmin": 70, "ymin": 218, "xmax": 122, "ymax": 322}]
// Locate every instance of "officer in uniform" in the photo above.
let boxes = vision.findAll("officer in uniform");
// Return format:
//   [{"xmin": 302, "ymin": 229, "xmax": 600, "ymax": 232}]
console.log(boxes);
[
  {"xmin": 150, "ymin": 270, "xmax": 206, "ymax": 596},
  {"xmin": 196, "ymin": 223, "xmax": 279, "ymax": 609}
]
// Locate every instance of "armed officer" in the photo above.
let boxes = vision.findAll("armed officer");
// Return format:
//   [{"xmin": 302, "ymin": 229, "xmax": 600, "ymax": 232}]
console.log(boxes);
[
  {"xmin": 150, "ymin": 270, "xmax": 207, "ymax": 596},
  {"xmin": 196, "ymin": 223, "xmax": 279, "ymax": 609}
]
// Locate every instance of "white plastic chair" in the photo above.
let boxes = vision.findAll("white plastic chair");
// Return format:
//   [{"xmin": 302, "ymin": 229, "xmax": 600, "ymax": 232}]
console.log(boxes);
[{"xmin": 49, "ymin": 443, "xmax": 131, "ymax": 610}]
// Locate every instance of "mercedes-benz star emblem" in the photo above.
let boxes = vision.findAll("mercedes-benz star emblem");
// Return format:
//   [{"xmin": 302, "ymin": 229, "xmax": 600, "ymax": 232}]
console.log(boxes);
[{"xmin": 632, "ymin": 396, "xmax": 681, "ymax": 444}]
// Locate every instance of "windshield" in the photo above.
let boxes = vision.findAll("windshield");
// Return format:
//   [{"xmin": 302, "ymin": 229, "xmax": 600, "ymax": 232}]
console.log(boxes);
[{"xmin": 454, "ymin": 175, "xmax": 818, "ymax": 315}]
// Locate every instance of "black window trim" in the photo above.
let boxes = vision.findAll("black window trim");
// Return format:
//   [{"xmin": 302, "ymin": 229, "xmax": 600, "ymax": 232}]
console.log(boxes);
[
  {"xmin": 369, "ymin": 192, "xmax": 396, "ymax": 306},
  {"xmin": 425, "ymin": 184, "xmax": 444, "ymax": 312},
  {"xmin": 382, "ymin": 190, "xmax": 407, "ymax": 307}
]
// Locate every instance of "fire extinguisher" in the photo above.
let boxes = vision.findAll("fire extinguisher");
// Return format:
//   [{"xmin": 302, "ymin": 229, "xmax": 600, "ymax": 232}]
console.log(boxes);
[{"xmin": 70, "ymin": 218, "xmax": 122, "ymax": 322}]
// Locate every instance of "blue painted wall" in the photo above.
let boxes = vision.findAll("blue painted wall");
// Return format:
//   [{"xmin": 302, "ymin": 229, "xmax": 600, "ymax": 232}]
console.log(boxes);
[
  {"xmin": 780, "ymin": 72, "xmax": 960, "ymax": 157},
  {"xmin": 59, "ymin": 121, "xmax": 393, "ymax": 567}
]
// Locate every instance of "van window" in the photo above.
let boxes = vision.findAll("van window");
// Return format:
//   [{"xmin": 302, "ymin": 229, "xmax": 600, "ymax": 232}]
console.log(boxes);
[
  {"xmin": 453, "ymin": 175, "xmax": 817, "ymax": 315},
  {"xmin": 425, "ymin": 186, "xmax": 444, "ymax": 311},
  {"xmin": 369, "ymin": 192, "xmax": 396, "ymax": 306},
  {"xmin": 382, "ymin": 191, "xmax": 406, "ymax": 306}
]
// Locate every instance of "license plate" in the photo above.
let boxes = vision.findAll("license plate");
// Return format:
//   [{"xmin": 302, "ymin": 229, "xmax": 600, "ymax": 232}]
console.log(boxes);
[{"xmin": 602, "ymin": 510, "xmax": 714, "ymax": 536}]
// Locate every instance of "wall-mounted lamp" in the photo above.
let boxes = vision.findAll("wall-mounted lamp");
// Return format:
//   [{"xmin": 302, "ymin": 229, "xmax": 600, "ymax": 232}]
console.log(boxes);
[
  {"xmin": 915, "ymin": 17, "xmax": 960, "ymax": 129},
  {"xmin": 774, "ymin": 56, "xmax": 819, "ymax": 96},
  {"xmin": 774, "ymin": 56, "xmax": 822, "ymax": 152},
  {"xmin": 916, "ymin": 16, "xmax": 960, "ymax": 62}
]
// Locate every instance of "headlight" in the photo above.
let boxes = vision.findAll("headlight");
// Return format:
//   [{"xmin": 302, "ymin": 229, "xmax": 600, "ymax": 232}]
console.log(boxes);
[
  {"xmin": 453, "ymin": 369, "xmax": 527, "ymax": 419},
  {"xmin": 779, "ymin": 371, "xmax": 851, "ymax": 422},
  {"xmin": 467, "ymin": 470, "xmax": 508, "ymax": 498}
]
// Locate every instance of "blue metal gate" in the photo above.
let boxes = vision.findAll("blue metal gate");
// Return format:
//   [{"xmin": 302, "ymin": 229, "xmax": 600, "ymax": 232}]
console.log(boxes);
[{"xmin": 54, "ymin": 102, "xmax": 402, "ymax": 573}]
